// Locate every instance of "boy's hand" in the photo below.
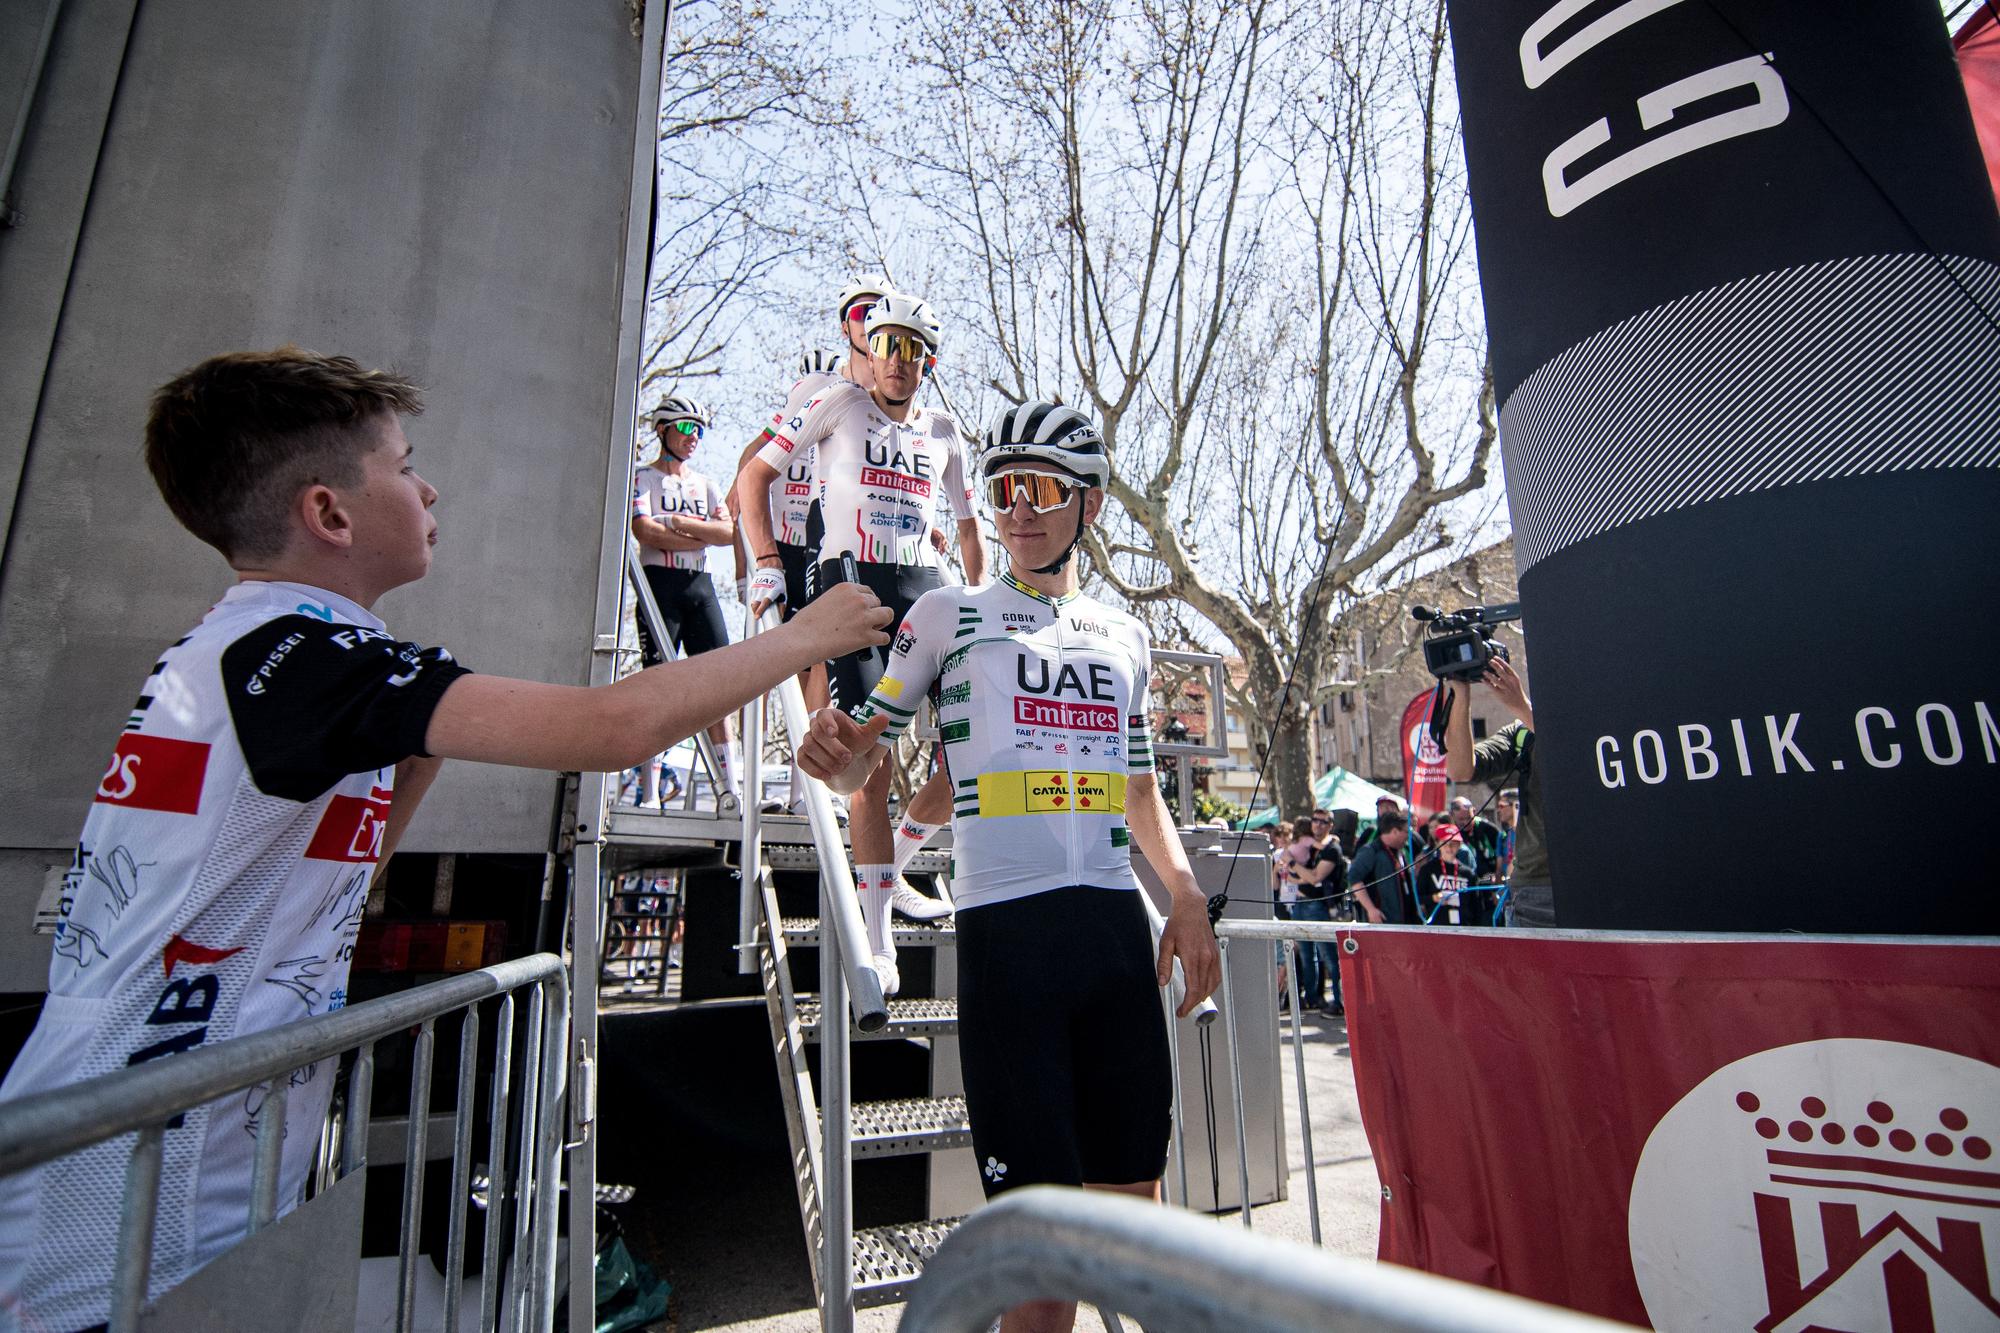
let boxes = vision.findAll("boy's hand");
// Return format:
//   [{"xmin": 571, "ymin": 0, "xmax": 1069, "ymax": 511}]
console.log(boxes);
[
  {"xmin": 797, "ymin": 709, "xmax": 890, "ymax": 781},
  {"xmin": 791, "ymin": 582, "xmax": 892, "ymax": 657}
]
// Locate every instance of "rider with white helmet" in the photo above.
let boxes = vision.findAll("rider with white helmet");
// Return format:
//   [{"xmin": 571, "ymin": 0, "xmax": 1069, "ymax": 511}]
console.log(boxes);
[
  {"xmin": 742, "ymin": 287, "xmax": 984, "ymax": 986},
  {"xmin": 797, "ymin": 400, "xmax": 1220, "ymax": 1333},
  {"xmin": 632, "ymin": 391, "xmax": 742, "ymax": 801}
]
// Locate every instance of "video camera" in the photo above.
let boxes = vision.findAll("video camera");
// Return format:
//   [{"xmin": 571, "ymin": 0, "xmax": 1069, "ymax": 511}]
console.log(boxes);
[{"xmin": 1411, "ymin": 602, "xmax": 1522, "ymax": 683}]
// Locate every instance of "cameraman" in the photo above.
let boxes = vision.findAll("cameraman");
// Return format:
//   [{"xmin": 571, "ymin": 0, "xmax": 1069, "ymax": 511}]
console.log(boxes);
[{"xmin": 1442, "ymin": 657, "xmax": 1551, "ymax": 927}]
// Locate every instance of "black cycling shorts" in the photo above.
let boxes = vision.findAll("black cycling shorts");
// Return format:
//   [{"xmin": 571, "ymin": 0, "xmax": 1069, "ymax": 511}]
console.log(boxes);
[
  {"xmin": 637, "ymin": 566, "xmax": 729, "ymax": 662},
  {"xmin": 806, "ymin": 559, "xmax": 941, "ymax": 713},
  {"xmin": 955, "ymin": 885, "xmax": 1172, "ymax": 1198},
  {"xmin": 776, "ymin": 541, "xmax": 813, "ymax": 624}
]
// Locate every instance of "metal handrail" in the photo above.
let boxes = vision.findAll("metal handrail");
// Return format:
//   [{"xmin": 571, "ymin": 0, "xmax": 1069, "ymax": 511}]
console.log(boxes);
[
  {"xmin": 0, "ymin": 954, "xmax": 564, "ymax": 1175},
  {"xmin": 626, "ymin": 537, "xmax": 733, "ymax": 812},
  {"xmin": 738, "ymin": 604, "xmax": 887, "ymax": 1332},
  {"xmin": 901, "ymin": 1187, "xmax": 1634, "ymax": 1333}
]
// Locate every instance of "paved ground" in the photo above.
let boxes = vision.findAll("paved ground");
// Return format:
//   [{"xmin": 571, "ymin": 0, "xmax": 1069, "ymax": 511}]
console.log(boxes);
[{"xmin": 615, "ymin": 1004, "xmax": 1380, "ymax": 1332}]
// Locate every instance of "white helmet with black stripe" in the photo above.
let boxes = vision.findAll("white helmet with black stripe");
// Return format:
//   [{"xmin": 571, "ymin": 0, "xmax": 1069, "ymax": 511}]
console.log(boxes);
[
  {"xmin": 798, "ymin": 348, "xmax": 841, "ymax": 378},
  {"xmin": 837, "ymin": 274, "xmax": 893, "ymax": 319},
  {"xmin": 980, "ymin": 401, "xmax": 1109, "ymax": 488},
  {"xmin": 863, "ymin": 291, "xmax": 942, "ymax": 354},
  {"xmin": 649, "ymin": 393, "xmax": 712, "ymax": 428}
]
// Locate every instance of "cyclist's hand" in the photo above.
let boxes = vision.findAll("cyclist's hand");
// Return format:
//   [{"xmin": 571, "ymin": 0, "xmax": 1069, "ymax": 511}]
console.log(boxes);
[
  {"xmin": 1158, "ymin": 891, "xmax": 1221, "ymax": 1018},
  {"xmin": 1364, "ymin": 905, "xmax": 1386, "ymax": 925},
  {"xmin": 748, "ymin": 565, "xmax": 786, "ymax": 619},
  {"xmin": 797, "ymin": 708, "xmax": 890, "ymax": 781},
  {"xmin": 929, "ymin": 528, "xmax": 949, "ymax": 556},
  {"xmin": 792, "ymin": 581, "xmax": 891, "ymax": 658}
]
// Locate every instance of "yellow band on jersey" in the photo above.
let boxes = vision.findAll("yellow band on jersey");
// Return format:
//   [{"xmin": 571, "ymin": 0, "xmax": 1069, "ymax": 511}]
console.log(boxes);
[
  {"xmin": 875, "ymin": 675, "xmax": 904, "ymax": 700},
  {"xmin": 976, "ymin": 770, "xmax": 1126, "ymax": 817}
]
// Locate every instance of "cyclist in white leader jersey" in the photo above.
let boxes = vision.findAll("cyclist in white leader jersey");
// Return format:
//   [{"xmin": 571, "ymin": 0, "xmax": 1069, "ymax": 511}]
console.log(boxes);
[
  {"xmin": 799, "ymin": 401, "xmax": 1219, "ymax": 1333},
  {"xmin": 741, "ymin": 291, "xmax": 982, "ymax": 984},
  {"xmin": 0, "ymin": 347, "xmax": 890, "ymax": 1332}
]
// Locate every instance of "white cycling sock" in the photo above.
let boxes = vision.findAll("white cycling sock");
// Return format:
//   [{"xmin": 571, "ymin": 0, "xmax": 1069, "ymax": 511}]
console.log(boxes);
[
  {"xmin": 856, "ymin": 864, "xmax": 895, "ymax": 961},
  {"xmin": 891, "ymin": 817, "xmax": 941, "ymax": 877}
]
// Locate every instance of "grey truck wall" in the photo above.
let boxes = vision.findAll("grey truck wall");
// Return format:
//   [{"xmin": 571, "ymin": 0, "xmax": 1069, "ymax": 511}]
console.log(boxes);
[{"xmin": 0, "ymin": 0, "xmax": 641, "ymax": 986}]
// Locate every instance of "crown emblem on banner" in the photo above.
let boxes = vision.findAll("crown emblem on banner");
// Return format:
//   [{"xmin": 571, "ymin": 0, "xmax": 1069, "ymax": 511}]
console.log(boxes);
[{"xmin": 1734, "ymin": 1087, "xmax": 2000, "ymax": 1332}]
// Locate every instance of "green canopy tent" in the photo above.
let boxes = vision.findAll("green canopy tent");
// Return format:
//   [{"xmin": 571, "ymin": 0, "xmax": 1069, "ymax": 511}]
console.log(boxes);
[{"xmin": 1239, "ymin": 766, "xmax": 1402, "ymax": 830}]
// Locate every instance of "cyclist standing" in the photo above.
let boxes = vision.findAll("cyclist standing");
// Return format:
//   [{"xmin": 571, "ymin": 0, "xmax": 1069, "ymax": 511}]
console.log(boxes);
[
  {"xmin": 632, "ymin": 393, "xmax": 741, "ymax": 804},
  {"xmin": 799, "ymin": 400, "xmax": 1220, "ymax": 1333},
  {"xmin": 739, "ymin": 291, "xmax": 982, "ymax": 987}
]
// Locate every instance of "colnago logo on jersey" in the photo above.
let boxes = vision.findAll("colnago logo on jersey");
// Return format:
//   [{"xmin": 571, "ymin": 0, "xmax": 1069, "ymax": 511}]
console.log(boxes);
[{"xmin": 95, "ymin": 734, "xmax": 210, "ymax": 814}]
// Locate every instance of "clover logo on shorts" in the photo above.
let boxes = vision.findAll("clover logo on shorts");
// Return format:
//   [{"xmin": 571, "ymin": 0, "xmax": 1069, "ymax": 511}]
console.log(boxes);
[{"xmin": 983, "ymin": 1157, "xmax": 1008, "ymax": 1183}]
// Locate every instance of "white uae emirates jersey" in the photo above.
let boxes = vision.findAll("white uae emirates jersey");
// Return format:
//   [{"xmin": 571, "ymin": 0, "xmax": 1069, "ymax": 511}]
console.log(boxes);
[
  {"xmin": 854, "ymin": 574, "xmax": 1157, "ymax": 909},
  {"xmin": 0, "ymin": 580, "xmax": 469, "ymax": 1331},
  {"xmin": 631, "ymin": 463, "xmax": 729, "ymax": 571},
  {"xmin": 764, "ymin": 369, "xmax": 838, "ymax": 547},
  {"xmin": 755, "ymin": 379, "xmax": 975, "ymax": 566}
]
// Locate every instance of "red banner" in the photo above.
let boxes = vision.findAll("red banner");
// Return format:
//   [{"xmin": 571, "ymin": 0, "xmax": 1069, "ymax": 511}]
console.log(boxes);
[
  {"xmin": 1398, "ymin": 689, "xmax": 1448, "ymax": 825},
  {"xmin": 1340, "ymin": 928, "xmax": 2000, "ymax": 1330}
]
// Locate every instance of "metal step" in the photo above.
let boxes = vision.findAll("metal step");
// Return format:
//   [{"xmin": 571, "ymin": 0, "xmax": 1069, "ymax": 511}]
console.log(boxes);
[
  {"xmin": 853, "ymin": 1215, "xmax": 965, "ymax": 1309},
  {"xmin": 764, "ymin": 834, "xmax": 951, "ymax": 876},
  {"xmin": 782, "ymin": 916, "xmax": 956, "ymax": 948},
  {"xmin": 830, "ymin": 1095, "xmax": 972, "ymax": 1159},
  {"xmin": 798, "ymin": 996, "xmax": 959, "ymax": 1041}
]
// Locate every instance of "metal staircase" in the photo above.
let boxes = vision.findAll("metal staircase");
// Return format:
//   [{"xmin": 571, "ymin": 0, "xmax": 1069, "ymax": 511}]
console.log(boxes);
[{"xmin": 752, "ymin": 848, "xmax": 980, "ymax": 1313}]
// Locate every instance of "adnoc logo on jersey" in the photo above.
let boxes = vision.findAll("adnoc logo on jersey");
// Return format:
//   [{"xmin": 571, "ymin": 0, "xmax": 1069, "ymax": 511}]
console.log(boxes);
[{"xmin": 1629, "ymin": 1038, "xmax": 2000, "ymax": 1332}]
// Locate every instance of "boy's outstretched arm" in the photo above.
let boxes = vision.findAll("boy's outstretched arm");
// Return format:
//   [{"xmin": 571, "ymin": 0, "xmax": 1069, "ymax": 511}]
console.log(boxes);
[{"xmin": 424, "ymin": 582, "xmax": 889, "ymax": 773}]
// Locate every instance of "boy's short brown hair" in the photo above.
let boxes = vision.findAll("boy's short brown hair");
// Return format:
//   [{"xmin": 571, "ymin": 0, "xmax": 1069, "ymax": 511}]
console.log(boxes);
[{"xmin": 145, "ymin": 346, "xmax": 423, "ymax": 562}]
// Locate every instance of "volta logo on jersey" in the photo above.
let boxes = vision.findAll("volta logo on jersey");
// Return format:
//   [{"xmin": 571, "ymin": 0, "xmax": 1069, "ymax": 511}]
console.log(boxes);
[
  {"xmin": 95, "ymin": 734, "xmax": 210, "ymax": 814},
  {"xmin": 1629, "ymin": 1038, "xmax": 2000, "ymax": 1332},
  {"xmin": 305, "ymin": 786, "xmax": 394, "ymax": 863}
]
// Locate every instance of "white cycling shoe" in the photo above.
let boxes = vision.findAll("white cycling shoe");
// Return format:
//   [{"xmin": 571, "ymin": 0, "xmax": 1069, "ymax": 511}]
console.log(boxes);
[
  {"xmin": 871, "ymin": 952, "xmax": 901, "ymax": 998},
  {"xmin": 889, "ymin": 878, "xmax": 952, "ymax": 921}
]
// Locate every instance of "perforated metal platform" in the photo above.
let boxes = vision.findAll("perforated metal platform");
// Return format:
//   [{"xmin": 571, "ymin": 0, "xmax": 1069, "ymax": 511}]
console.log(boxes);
[
  {"xmin": 797, "ymin": 996, "xmax": 960, "ymax": 1041},
  {"xmin": 853, "ymin": 1215, "xmax": 965, "ymax": 1309},
  {"xmin": 782, "ymin": 916, "xmax": 957, "ymax": 947},
  {"xmin": 831, "ymin": 1095, "xmax": 972, "ymax": 1159}
]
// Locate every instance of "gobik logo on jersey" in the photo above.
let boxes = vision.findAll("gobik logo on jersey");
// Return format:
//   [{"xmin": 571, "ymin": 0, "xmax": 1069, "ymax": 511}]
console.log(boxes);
[{"xmin": 1629, "ymin": 1039, "xmax": 2000, "ymax": 1332}]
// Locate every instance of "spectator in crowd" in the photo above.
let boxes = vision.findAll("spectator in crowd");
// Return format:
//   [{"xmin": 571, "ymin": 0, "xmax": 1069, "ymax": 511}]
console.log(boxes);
[
  {"xmin": 1288, "ymin": 809, "xmax": 1348, "ymax": 1015},
  {"xmin": 1348, "ymin": 810, "xmax": 1418, "ymax": 924},
  {"xmin": 1448, "ymin": 795, "xmax": 1503, "ymax": 881},
  {"xmin": 1357, "ymin": 794, "xmax": 1402, "ymax": 846},
  {"xmin": 1495, "ymin": 788, "xmax": 1520, "ymax": 882},
  {"xmin": 1443, "ymin": 658, "xmax": 1549, "ymax": 926},
  {"xmin": 1271, "ymin": 820, "xmax": 1300, "ymax": 910},
  {"xmin": 1417, "ymin": 822, "xmax": 1480, "ymax": 925}
]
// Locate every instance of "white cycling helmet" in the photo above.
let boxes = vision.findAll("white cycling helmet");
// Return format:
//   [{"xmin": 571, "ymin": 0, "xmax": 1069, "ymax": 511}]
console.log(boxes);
[
  {"xmin": 863, "ymin": 291, "xmax": 942, "ymax": 354},
  {"xmin": 980, "ymin": 400, "xmax": 1109, "ymax": 487},
  {"xmin": 838, "ymin": 273, "xmax": 893, "ymax": 318},
  {"xmin": 650, "ymin": 393, "xmax": 712, "ymax": 428},
  {"xmin": 799, "ymin": 348, "xmax": 841, "ymax": 378}
]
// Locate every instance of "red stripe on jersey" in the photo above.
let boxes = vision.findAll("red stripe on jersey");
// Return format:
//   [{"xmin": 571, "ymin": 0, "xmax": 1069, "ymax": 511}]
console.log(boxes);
[
  {"xmin": 162, "ymin": 933, "xmax": 245, "ymax": 978},
  {"xmin": 94, "ymin": 734, "xmax": 210, "ymax": 814},
  {"xmin": 305, "ymin": 791, "xmax": 393, "ymax": 863}
]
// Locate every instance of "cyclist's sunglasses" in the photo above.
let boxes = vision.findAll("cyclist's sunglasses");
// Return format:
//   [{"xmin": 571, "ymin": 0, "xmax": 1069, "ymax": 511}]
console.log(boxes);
[
  {"xmin": 987, "ymin": 470, "xmax": 1082, "ymax": 514},
  {"xmin": 868, "ymin": 330, "xmax": 933, "ymax": 364},
  {"xmin": 845, "ymin": 299, "xmax": 876, "ymax": 323},
  {"xmin": 655, "ymin": 418, "xmax": 702, "ymax": 436}
]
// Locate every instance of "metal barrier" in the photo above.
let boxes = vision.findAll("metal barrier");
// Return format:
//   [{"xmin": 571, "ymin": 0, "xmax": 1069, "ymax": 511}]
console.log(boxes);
[
  {"xmin": 900, "ymin": 1186, "xmax": 1632, "ymax": 1332},
  {"xmin": 0, "ymin": 954, "xmax": 569, "ymax": 1333}
]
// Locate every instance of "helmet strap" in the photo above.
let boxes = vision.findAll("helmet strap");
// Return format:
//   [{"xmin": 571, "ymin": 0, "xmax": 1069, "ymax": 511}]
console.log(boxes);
[{"xmin": 1030, "ymin": 503, "xmax": 1088, "ymax": 576}]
